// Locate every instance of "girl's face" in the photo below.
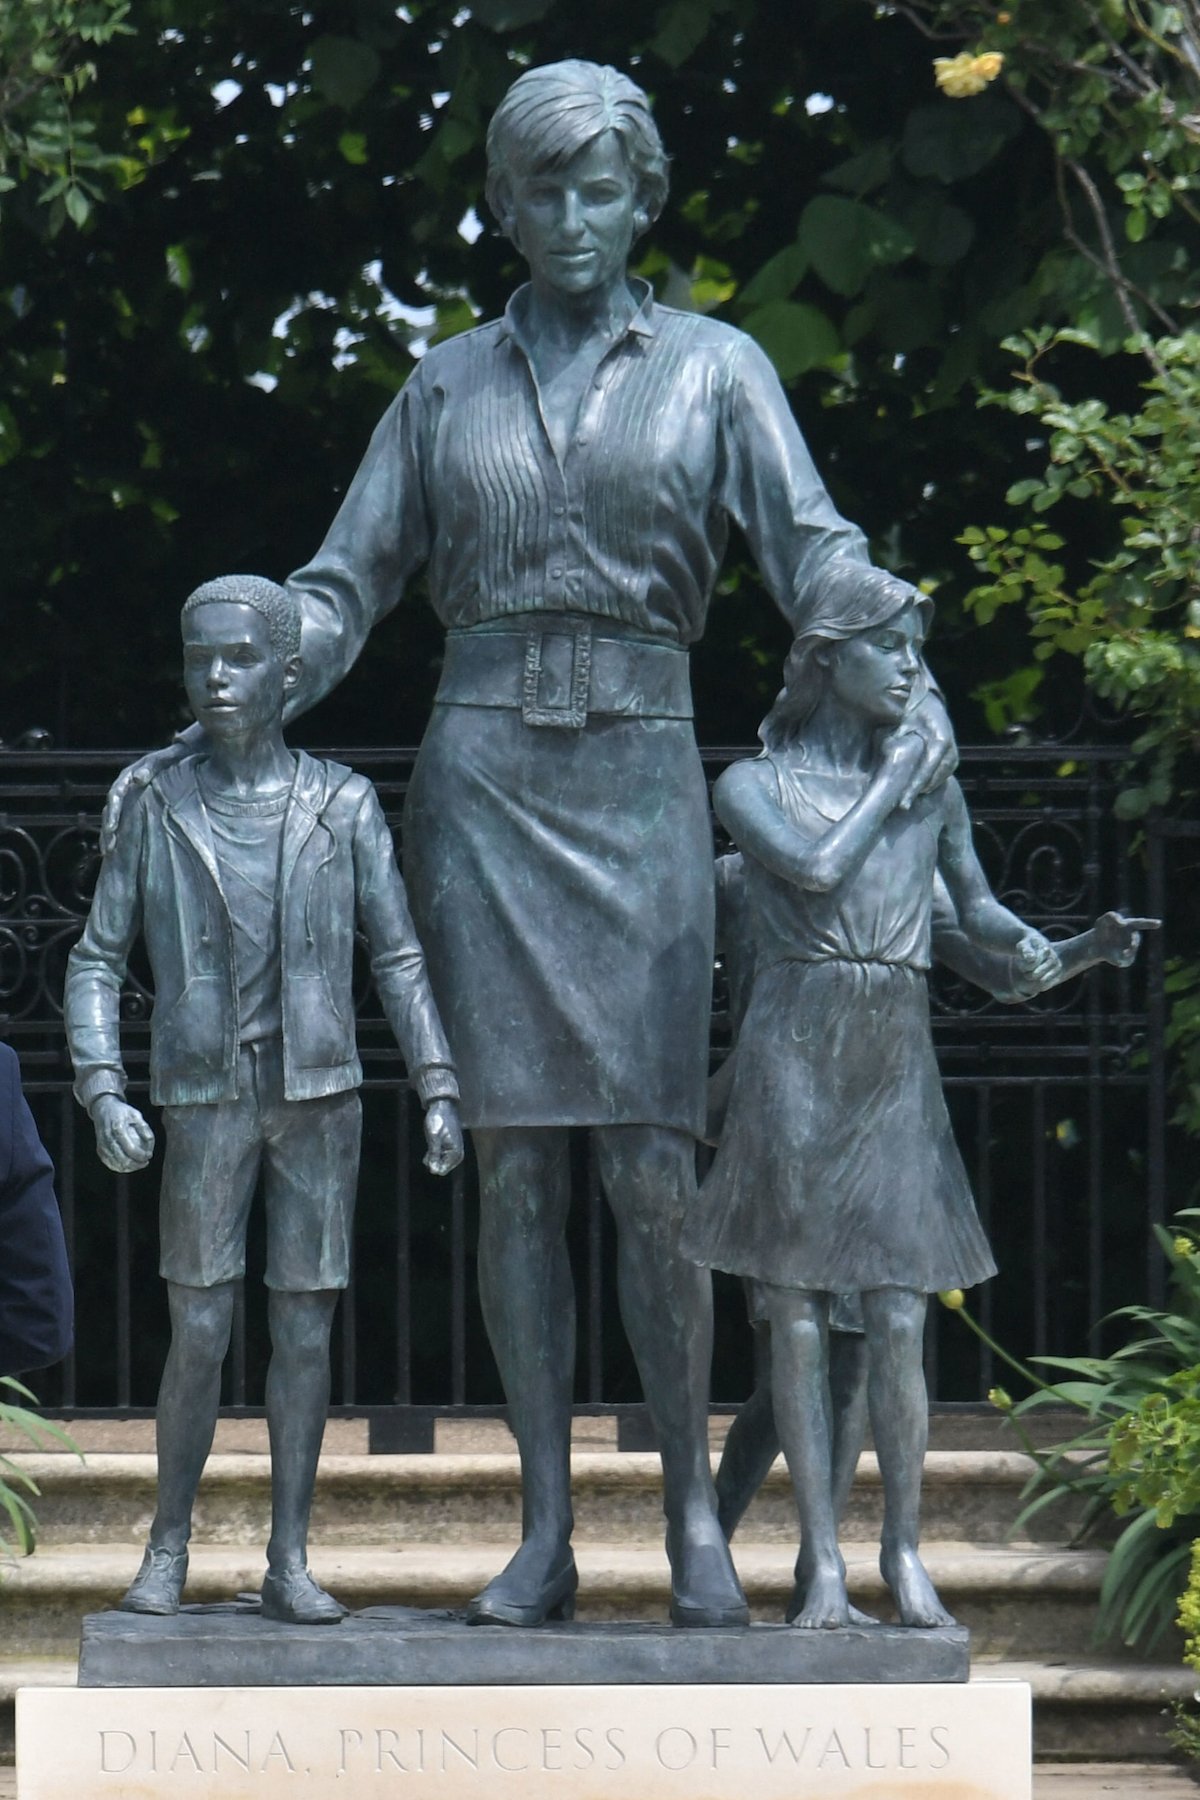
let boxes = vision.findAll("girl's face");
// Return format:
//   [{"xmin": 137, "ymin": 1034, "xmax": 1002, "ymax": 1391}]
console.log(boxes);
[{"xmin": 828, "ymin": 603, "xmax": 925, "ymax": 727}]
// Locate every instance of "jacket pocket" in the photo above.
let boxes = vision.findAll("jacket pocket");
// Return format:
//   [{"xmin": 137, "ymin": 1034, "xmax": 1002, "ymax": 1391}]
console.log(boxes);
[
  {"xmin": 151, "ymin": 977, "xmax": 227, "ymax": 1085},
  {"xmin": 285, "ymin": 974, "xmax": 352, "ymax": 1070}
]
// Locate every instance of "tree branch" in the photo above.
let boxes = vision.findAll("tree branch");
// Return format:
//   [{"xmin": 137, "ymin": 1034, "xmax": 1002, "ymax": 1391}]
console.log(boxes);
[{"xmin": 1061, "ymin": 156, "xmax": 1180, "ymax": 353}]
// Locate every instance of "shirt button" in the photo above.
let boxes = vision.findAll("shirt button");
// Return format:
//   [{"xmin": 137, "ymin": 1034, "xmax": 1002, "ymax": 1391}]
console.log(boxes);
[
  {"xmin": 575, "ymin": 435, "xmax": 588, "ymax": 447},
  {"xmin": 553, "ymin": 505, "xmax": 565, "ymax": 517},
  {"xmin": 550, "ymin": 568, "xmax": 563, "ymax": 579}
]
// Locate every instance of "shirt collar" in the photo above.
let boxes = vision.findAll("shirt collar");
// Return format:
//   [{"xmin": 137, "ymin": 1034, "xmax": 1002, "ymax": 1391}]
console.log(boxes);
[{"xmin": 497, "ymin": 277, "xmax": 657, "ymax": 353}]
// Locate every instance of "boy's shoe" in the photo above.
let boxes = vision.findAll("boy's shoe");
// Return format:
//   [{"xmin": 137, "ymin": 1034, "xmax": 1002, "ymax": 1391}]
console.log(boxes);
[
  {"xmin": 260, "ymin": 1565, "xmax": 347, "ymax": 1626},
  {"xmin": 120, "ymin": 1545, "xmax": 189, "ymax": 1615}
]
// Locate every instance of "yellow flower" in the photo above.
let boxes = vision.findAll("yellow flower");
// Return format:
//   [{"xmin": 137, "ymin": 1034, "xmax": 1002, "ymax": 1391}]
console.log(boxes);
[
  {"xmin": 1175, "ymin": 1235, "xmax": 1195, "ymax": 1259},
  {"xmin": 938, "ymin": 1288, "xmax": 966, "ymax": 1310},
  {"xmin": 934, "ymin": 50, "xmax": 1006, "ymax": 98},
  {"xmin": 988, "ymin": 1386, "xmax": 1014, "ymax": 1413}
]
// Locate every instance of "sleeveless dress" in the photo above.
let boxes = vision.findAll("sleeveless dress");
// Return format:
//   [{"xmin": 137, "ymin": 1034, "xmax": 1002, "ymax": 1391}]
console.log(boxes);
[{"xmin": 681, "ymin": 754, "xmax": 997, "ymax": 1295}]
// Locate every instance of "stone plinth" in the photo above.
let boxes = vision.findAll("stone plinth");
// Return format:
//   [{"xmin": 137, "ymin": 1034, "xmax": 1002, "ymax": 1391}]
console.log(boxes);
[{"xmin": 17, "ymin": 1679, "xmax": 1031, "ymax": 1798}]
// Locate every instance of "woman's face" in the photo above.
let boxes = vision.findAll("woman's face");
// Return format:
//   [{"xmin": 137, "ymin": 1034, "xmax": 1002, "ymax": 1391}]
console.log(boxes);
[
  {"xmin": 508, "ymin": 130, "xmax": 639, "ymax": 301},
  {"xmin": 828, "ymin": 602, "xmax": 926, "ymax": 727}
]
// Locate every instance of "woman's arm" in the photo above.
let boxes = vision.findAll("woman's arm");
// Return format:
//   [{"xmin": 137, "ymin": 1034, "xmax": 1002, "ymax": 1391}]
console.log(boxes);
[
  {"xmin": 716, "ymin": 333, "xmax": 955, "ymax": 795},
  {"xmin": 714, "ymin": 733, "xmax": 925, "ymax": 894},
  {"xmin": 283, "ymin": 370, "xmax": 433, "ymax": 724}
]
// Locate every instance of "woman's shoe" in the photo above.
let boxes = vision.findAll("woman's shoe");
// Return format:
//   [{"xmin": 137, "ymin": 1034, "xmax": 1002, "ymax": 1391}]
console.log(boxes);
[
  {"xmin": 667, "ymin": 1530, "xmax": 750, "ymax": 1628},
  {"xmin": 464, "ymin": 1555, "xmax": 578, "ymax": 1627}
]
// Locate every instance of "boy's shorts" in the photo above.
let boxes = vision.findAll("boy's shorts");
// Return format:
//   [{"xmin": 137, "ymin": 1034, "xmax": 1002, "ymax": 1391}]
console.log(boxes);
[{"xmin": 158, "ymin": 1039, "xmax": 362, "ymax": 1291}]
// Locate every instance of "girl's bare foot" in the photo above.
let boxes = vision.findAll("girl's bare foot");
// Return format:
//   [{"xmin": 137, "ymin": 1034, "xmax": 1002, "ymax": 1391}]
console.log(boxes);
[
  {"xmin": 880, "ymin": 1543, "xmax": 956, "ymax": 1629},
  {"xmin": 789, "ymin": 1563, "xmax": 850, "ymax": 1630}
]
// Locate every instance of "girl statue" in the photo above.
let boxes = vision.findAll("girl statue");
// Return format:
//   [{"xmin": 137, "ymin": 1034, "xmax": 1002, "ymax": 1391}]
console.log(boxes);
[{"xmin": 682, "ymin": 562, "xmax": 1152, "ymax": 1631}]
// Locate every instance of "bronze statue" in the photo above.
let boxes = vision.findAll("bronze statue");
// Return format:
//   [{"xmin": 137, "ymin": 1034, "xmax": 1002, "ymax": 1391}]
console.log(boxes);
[
  {"xmin": 683, "ymin": 562, "xmax": 1155, "ymax": 1629},
  {"xmin": 68, "ymin": 577, "xmax": 462, "ymax": 1624},
  {"xmin": 101, "ymin": 61, "xmax": 957, "ymax": 1631}
]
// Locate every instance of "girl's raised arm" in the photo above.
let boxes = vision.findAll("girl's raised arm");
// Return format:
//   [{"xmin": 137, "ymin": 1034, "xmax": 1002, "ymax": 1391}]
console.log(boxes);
[{"xmin": 714, "ymin": 731, "xmax": 924, "ymax": 894}]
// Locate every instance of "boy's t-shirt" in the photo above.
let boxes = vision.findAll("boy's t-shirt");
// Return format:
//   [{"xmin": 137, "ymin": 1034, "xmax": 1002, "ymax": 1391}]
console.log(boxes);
[{"xmin": 201, "ymin": 786, "xmax": 288, "ymax": 1045}]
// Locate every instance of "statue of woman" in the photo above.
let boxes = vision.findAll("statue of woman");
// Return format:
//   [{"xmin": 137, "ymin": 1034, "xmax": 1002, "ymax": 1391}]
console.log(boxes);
[{"xmin": 103, "ymin": 60, "xmax": 954, "ymax": 1630}]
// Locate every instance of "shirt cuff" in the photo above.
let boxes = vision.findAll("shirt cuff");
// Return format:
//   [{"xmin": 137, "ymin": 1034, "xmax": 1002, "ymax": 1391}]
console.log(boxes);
[
  {"xmin": 79, "ymin": 1074, "xmax": 127, "ymax": 1114},
  {"xmin": 415, "ymin": 1065, "xmax": 460, "ymax": 1106}
]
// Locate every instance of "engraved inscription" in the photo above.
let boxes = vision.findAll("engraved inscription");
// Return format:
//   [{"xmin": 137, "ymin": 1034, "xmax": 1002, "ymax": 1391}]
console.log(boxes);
[{"xmin": 99, "ymin": 1717, "xmax": 954, "ymax": 1780}]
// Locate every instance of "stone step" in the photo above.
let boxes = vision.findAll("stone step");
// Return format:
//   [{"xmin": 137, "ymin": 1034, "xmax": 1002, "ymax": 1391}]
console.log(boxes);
[
  {"xmin": 9, "ymin": 1449, "xmax": 1087, "ymax": 1548},
  {"xmin": 978, "ymin": 1660, "xmax": 1195, "ymax": 1763},
  {"xmin": 0, "ymin": 1655, "xmax": 1190, "ymax": 1769},
  {"xmin": 0, "ymin": 1539, "xmax": 1120, "ymax": 1661},
  {"xmin": 0, "ymin": 1409, "xmax": 1087, "ymax": 1459}
]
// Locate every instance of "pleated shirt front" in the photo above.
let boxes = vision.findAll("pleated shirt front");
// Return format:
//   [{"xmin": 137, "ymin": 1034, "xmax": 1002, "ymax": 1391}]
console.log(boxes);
[{"xmin": 285, "ymin": 281, "xmax": 868, "ymax": 709}]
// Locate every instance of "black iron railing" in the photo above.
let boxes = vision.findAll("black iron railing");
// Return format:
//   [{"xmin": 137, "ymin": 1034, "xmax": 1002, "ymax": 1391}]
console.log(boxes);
[{"xmin": 0, "ymin": 745, "xmax": 1178, "ymax": 1440}]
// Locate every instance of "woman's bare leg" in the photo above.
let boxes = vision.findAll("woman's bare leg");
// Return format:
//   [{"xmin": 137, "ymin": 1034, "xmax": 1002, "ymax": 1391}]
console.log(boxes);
[
  {"xmin": 594, "ymin": 1123, "xmax": 747, "ymax": 1625},
  {"xmin": 471, "ymin": 1126, "xmax": 576, "ymax": 1616}
]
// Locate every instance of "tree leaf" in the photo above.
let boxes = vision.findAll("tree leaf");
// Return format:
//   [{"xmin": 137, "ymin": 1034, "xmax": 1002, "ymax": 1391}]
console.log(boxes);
[
  {"xmin": 739, "ymin": 241, "xmax": 808, "ymax": 308},
  {"xmin": 742, "ymin": 300, "xmax": 840, "ymax": 381},
  {"xmin": 470, "ymin": 0, "xmax": 555, "ymax": 27},
  {"xmin": 798, "ymin": 196, "xmax": 913, "ymax": 298},
  {"xmin": 901, "ymin": 93, "xmax": 1021, "ymax": 184},
  {"xmin": 651, "ymin": 0, "xmax": 729, "ymax": 68},
  {"xmin": 309, "ymin": 36, "xmax": 381, "ymax": 110}
]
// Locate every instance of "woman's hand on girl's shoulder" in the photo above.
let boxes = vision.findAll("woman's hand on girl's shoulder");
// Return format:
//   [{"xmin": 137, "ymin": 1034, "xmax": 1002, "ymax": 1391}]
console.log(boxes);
[{"xmin": 877, "ymin": 727, "xmax": 926, "ymax": 809}]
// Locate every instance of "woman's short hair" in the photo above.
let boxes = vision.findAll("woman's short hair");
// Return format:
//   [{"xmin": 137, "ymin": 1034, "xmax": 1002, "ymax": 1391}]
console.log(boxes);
[
  {"xmin": 181, "ymin": 575, "xmax": 302, "ymax": 661},
  {"xmin": 485, "ymin": 60, "xmax": 669, "ymax": 238},
  {"xmin": 760, "ymin": 562, "xmax": 932, "ymax": 751}
]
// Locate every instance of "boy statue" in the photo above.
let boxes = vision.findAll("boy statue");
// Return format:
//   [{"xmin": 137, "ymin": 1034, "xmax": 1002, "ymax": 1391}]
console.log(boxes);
[{"xmin": 65, "ymin": 575, "xmax": 463, "ymax": 1624}]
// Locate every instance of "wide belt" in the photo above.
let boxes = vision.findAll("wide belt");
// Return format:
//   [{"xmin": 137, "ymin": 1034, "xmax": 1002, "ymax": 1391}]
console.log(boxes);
[{"xmin": 435, "ymin": 624, "xmax": 693, "ymax": 729}]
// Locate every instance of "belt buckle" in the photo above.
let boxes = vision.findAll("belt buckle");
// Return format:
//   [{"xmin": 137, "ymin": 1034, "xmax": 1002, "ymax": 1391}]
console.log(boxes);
[{"xmin": 521, "ymin": 623, "xmax": 592, "ymax": 729}]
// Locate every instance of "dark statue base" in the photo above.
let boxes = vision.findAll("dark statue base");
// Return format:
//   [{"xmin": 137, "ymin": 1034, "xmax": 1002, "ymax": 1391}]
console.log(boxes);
[{"xmin": 79, "ymin": 1603, "xmax": 970, "ymax": 1688}]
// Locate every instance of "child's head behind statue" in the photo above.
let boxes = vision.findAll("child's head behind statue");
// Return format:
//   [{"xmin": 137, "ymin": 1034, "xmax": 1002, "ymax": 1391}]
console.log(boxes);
[{"xmin": 760, "ymin": 561, "xmax": 932, "ymax": 752}]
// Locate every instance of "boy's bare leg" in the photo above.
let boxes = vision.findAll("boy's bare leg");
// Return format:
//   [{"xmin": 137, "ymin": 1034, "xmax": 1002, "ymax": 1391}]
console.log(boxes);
[
  {"xmin": 121, "ymin": 1280, "xmax": 235, "ymax": 1613},
  {"xmin": 860, "ymin": 1286, "xmax": 955, "ymax": 1628},
  {"xmin": 715, "ymin": 1317, "xmax": 777, "ymax": 1540},
  {"xmin": 760, "ymin": 1285, "xmax": 849, "ymax": 1628},
  {"xmin": 150, "ymin": 1279, "xmax": 236, "ymax": 1552},
  {"xmin": 264, "ymin": 1287, "xmax": 340, "ymax": 1573}
]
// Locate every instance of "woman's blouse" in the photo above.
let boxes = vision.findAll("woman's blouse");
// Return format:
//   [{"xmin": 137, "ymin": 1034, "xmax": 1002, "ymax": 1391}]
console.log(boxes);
[{"xmin": 283, "ymin": 280, "xmax": 868, "ymax": 720}]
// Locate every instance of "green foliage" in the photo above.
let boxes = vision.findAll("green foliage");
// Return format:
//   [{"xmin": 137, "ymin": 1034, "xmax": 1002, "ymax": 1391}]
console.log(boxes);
[
  {"xmin": 0, "ymin": 0, "xmax": 134, "ymax": 231},
  {"xmin": 959, "ymin": 327, "xmax": 1200, "ymax": 819},
  {"xmin": 962, "ymin": 1217, "xmax": 1200, "ymax": 1653},
  {"xmin": 0, "ymin": 1376, "xmax": 80, "ymax": 1559},
  {"xmin": 0, "ymin": 0, "xmax": 1100, "ymax": 750}
]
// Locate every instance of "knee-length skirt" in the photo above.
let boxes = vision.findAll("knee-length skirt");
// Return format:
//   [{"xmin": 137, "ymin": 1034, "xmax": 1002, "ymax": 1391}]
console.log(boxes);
[{"xmin": 403, "ymin": 702, "xmax": 714, "ymax": 1133}]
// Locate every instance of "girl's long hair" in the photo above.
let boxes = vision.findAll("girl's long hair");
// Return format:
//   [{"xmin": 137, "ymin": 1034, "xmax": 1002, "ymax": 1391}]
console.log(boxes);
[{"xmin": 759, "ymin": 562, "xmax": 932, "ymax": 752}]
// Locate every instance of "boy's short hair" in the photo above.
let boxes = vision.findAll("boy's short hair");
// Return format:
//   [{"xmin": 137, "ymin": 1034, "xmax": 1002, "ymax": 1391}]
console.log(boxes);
[{"xmin": 181, "ymin": 576, "xmax": 302, "ymax": 661}]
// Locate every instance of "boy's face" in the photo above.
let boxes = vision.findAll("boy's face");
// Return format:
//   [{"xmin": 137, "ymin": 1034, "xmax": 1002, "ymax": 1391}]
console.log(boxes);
[{"xmin": 182, "ymin": 602, "xmax": 294, "ymax": 741}]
